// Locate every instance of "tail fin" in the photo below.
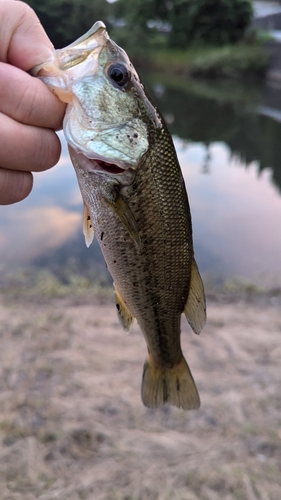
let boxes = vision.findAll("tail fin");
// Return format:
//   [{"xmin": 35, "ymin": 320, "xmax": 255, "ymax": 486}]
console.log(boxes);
[{"xmin": 141, "ymin": 355, "xmax": 200, "ymax": 410}]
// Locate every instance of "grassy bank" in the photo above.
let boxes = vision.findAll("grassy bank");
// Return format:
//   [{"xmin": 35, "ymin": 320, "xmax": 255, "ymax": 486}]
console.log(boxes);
[
  {"xmin": 0, "ymin": 287, "xmax": 280, "ymax": 499},
  {"xmin": 1, "ymin": 267, "xmax": 281, "ymax": 308},
  {"xmin": 135, "ymin": 42, "xmax": 269, "ymax": 80}
]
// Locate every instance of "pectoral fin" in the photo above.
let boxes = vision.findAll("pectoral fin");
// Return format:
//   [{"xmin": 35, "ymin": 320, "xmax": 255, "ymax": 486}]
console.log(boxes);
[
  {"xmin": 184, "ymin": 258, "xmax": 206, "ymax": 335},
  {"xmin": 102, "ymin": 186, "xmax": 140, "ymax": 246},
  {"xmin": 83, "ymin": 203, "xmax": 94, "ymax": 247},
  {"xmin": 114, "ymin": 284, "xmax": 134, "ymax": 332}
]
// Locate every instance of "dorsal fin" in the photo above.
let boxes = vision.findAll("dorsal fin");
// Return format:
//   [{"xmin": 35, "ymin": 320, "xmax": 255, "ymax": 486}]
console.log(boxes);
[{"xmin": 184, "ymin": 258, "xmax": 206, "ymax": 335}]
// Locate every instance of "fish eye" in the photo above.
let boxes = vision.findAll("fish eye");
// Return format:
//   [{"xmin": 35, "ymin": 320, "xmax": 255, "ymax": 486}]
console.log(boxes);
[{"xmin": 108, "ymin": 63, "xmax": 130, "ymax": 87}]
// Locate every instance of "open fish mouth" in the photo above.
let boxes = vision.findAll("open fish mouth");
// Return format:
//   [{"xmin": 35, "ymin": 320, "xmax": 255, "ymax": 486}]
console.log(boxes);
[
  {"xmin": 68, "ymin": 145, "xmax": 135, "ymax": 183},
  {"xmin": 94, "ymin": 159, "xmax": 125, "ymax": 175}
]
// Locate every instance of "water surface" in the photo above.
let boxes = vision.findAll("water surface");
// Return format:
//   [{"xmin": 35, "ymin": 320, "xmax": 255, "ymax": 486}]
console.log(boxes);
[{"xmin": 1, "ymin": 75, "xmax": 281, "ymax": 289}]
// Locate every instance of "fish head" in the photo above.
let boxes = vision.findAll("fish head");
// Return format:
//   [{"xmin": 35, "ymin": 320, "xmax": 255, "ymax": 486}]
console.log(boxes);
[{"xmin": 32, "ymin": 21, "xmax": 161, "ymax": 176}]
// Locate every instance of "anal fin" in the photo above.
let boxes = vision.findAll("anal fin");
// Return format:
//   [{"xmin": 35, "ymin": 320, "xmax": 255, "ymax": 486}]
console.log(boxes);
[
  {"xmin": 184, "ymin": 258, "xmax": 206, "ymax": 335},
  {"xmin": 114, "ymin": 284, "xmax": 134, "ymax": 333},
  {"xmin": 83, "ymin": 202, "xmax": 94, "ymax": 247}
]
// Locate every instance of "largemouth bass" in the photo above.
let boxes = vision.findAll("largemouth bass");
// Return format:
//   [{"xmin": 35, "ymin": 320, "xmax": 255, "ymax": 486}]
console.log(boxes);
[{"xmin": 32, "ymin": 22, "xmax": 206, "ymax": 409}]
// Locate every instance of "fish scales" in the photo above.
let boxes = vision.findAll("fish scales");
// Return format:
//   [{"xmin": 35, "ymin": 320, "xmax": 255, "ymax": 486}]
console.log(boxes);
[
  {"xmin": 32, "ymin": 21, "xmax": 206, "ymax": 409},
  {"xmin": 75, "ymin": 125, "xmax": 192, "ymax": 368}
]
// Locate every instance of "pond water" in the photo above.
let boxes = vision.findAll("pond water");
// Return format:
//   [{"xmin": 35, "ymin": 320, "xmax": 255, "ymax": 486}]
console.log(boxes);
[{"xmin": 1, "ymin": 74, "xmax": 281, "ymax": 289}]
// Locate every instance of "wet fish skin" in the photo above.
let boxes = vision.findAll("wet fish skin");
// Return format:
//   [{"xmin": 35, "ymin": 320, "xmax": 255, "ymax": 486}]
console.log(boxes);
[{"xmin": 33, "ymin": 22, "xmax": 206, "ymax": 409}]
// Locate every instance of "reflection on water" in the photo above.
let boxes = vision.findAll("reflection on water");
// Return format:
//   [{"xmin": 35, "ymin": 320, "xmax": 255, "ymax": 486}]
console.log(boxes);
[
  {"xmin": 1, "ymin": 76, "xmax": 281, "ymax": 288},
  {"xmin": 0, "ymin": 134, "xmax": 80, "ymax": 275},
  {"xmin": 143, "ymin": 75, "xmax": 281, "ymax": 194},
  {"xmin": 177, "ymin": 140, "xmax": 281, "ymax": 288}
]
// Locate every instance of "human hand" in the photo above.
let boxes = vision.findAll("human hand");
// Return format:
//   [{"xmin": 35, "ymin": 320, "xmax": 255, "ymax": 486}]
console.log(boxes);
[{"xmin": 0, "ymin": 0, "xmax": 66, "ymax": 204}]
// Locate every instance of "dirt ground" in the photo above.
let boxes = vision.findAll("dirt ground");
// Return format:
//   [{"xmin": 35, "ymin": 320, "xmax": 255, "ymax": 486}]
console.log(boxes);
[{"xmin": 0, "ymin": 290, "xmax": 280, "ymax": 500}]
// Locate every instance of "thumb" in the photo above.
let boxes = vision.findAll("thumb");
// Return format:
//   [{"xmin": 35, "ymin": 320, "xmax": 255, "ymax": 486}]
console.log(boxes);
[{"xmin": 0, "ymin": 0, "xmax": 54, "ymax": 71}]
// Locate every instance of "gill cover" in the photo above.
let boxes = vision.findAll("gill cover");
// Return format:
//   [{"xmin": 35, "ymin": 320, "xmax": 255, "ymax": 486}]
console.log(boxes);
[{"xmin": 31, "ymin": 22, "xmax": 161, "ymax": 169}]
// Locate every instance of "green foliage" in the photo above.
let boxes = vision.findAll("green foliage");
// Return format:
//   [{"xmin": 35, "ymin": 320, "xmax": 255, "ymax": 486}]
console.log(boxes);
[
  {"xmin": 26, "ymin": 0, "xmax": 254, "ymax": 52},
  {"xmin": 189, "ymin": 44, "xmax": 268, "ymax": 79},
  {"xmin": 110, "ymin": 0, "xmax": 169, "ymax": 57},
  {"xmin": 141, "ymin": 43, "xmax": 268, "ymax": 80},
  {"xmin": 168, "ymin": 0, "xmax": 254, "ymax": 47},
  {"xmin": 24, "ymin": 0, "xmax": 263, "ymax": 79},
  {"xmin": 25, "ymin": 0, "xmax": 110, "ymax": 48},
  {"xmin": 112, "ymin": 0, "xmax": 253, "ymax": 53}
]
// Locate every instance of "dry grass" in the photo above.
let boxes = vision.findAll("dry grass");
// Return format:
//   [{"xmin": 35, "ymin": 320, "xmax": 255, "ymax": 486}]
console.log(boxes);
[{"xmin": 0, "ymin": 292, "xmax": 280, "ymax": 500}]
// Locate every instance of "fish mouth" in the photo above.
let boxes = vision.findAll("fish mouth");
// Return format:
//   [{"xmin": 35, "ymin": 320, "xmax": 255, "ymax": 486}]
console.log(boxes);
[
  {"xmin": 69, "ymin": 145, "xmax": 136, "ymax": 186},
  {"xmin": 94, "ymin": 159, "xmax": 124, "ymax": 175}
]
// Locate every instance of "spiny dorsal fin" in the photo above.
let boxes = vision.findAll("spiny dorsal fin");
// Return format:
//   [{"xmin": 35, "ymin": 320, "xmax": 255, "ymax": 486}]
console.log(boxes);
[
  {"xmin": 114, "ymin": 283, "xmax": 134, "ymax": 333},
  {"xmin": 184, "ymin": 258, "xmax": 206, "ymax": 335},
  {"xmin": 83, "ymin": 202, "xmax": 94, "ymax": 247}
]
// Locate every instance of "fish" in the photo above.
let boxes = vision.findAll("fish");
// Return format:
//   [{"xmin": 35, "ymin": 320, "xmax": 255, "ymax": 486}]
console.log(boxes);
[{"xmin": 31, "ymin": 21, "xmax": 206, "ymax": 409}]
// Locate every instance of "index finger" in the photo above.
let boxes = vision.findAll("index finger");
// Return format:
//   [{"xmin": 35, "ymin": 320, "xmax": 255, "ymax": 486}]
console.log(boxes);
[
  {"xmin": 0, "ymin": 0, "xmax": 54, "ymax": 70},
  {"xmin": 0, "ymin": 62, "xmax": 65, "ymax": 130}
]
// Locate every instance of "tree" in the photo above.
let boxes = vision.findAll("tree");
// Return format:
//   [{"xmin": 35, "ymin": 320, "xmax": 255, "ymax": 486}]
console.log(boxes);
[
  {"xmin": 168, "ymin": 0, "xmax": 253, "ymax": 48},
  {"xmin": 113, "ymin": 0, "xmax": 253, "ymax": 50},
  {"xmin": 25, "ymin": 0, "xmax": 110, "ymax": 48},
  {"xmin": 111, "ymin": 0, "xmax": 170, "ymax": 54},
  {"xmin": 25, "ymin": 0, "xmax": 254, "ymax": 51}
]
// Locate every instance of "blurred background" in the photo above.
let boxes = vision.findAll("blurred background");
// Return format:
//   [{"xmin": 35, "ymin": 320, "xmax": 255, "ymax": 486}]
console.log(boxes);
[
  {"xmin": 0, "ymin": 2, "xmax": 281, "ymax": 499},
  {"xmin": 1, "ymin": 0, "xmax": 281, "ymax": 294}
]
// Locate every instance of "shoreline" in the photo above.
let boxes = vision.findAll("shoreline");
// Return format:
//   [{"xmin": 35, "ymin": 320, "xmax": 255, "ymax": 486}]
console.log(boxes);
[
  {"xmin": 1, "ymin": 266, "xmax": 281, "ymax": 309},
  {"xmin": 0, "ymin": 293, "xmax": 279, "ymax": 498},
  {"xmin": 133, "ymin": 42, "xmax": 269, "ymax": 80}
]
